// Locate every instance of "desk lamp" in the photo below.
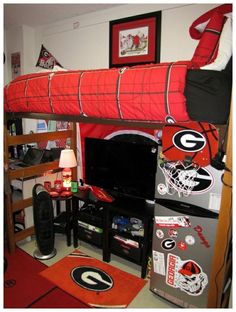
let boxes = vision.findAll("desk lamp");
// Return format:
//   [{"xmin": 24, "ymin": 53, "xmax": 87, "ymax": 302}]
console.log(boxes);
[{"xmin": 59, "ymin": 149, "xmax": 77, "ymax": 190}]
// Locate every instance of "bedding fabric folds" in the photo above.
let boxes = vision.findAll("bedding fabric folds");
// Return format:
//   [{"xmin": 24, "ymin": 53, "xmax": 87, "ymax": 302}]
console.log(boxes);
[
  {"xmin": 184, "ymin": 68, "xmax": 232, "ymax": 124},
  {"xmin": 4, "ymin": 62, "xmax": 191, "ymax": 123}
]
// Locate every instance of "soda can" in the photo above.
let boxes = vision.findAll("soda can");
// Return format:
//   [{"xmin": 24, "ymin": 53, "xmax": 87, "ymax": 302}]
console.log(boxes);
[{"xmin": 71, "ymin": 181, "xmax": 78, "ymax": 193}]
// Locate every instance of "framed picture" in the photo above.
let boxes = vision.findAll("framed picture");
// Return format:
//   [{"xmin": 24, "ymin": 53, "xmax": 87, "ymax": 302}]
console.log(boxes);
[
  {"xmin": 109, "ymin": 11, "xmax": 162, "ymax": 68},
  {"xmin": 11, "ymin": 52, "xmax": 21, "ymax": 79}
]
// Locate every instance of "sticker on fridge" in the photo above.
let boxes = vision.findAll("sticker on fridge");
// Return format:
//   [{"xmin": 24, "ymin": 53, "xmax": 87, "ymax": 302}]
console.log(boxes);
[
  {"xmin": 152, "ymin": 250, "xmax": 165, "ymax": 276},
  {"xmin": 166, "ymin": 253, "xmax": 208, "ymax": 296},
  {"xmin": 155, "ymin": 216, "xmax": 191, "ymax": 228},
  {"xmin": 185, "ymin": 235, "xmax": 195, "ymax": 246},
  {"xmin": 156, "ymin": 229, "xmax": 164, "ymax": 239},
  {"xmin": 168, "ymin": 228, "xmax": 178, "ymax": 238}
]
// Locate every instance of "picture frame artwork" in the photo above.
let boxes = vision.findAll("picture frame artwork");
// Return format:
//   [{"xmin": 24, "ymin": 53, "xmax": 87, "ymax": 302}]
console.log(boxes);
[{"xmin": 109, "ymin": 11, "xmax": 162, "ymax": 68}]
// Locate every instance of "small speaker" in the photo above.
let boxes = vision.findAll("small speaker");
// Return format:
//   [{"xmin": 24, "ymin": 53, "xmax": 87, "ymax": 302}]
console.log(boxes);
[{"xmin": 32, "ymin": 184, "xmax": 56, "ymax": 260}]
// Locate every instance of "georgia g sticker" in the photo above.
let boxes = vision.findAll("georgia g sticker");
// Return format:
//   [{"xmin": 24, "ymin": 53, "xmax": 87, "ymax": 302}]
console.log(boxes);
[
  {"xmin": 162, "ymin": 122, "xmax": 219, "ymax": 167},
  {"xmin": 173, "ymin": 130, "xmax": 206, "ymax": 152}
]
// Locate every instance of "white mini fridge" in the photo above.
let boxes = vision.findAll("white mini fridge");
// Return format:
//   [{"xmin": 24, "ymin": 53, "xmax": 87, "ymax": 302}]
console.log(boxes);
[{"xmin": 149, "ymin": 156, "xmax": 224, "ymax": 308}]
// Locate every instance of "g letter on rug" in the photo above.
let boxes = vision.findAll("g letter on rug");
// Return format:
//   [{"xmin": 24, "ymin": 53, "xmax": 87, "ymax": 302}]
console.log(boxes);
[{"xmin": 40, "ymin": 249, "xmax": 147, "ymax": 308}]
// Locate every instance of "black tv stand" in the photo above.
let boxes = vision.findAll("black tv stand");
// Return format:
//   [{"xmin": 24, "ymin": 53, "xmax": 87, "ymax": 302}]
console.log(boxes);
[{"xmin": 72, "ymin": 189, "xmax": 154, "ymax": 278}]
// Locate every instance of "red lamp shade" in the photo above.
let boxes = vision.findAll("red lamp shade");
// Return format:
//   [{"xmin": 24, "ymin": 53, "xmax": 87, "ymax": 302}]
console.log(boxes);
[{"xmin": 59, "ymin": 149, "xmax": 77, "ymax": 190}]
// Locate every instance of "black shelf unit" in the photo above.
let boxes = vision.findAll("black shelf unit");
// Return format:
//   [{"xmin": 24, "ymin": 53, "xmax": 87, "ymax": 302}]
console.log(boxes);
[
  {"xmin": 109, "ymin": 230, "xmax": 144, "ymax": 264},
  {"xmin": 77, "ymin": 203, "xmax": 104, "ymax": 248},
  {"xmin": 72, "ymin": 190, "xmax": 154, "ymax": 278},
  {"xmin": 72, "ymin": 193, "xmax": 105, "ymax": 248},
  {"xmin": 103, "ymin": 196, "xmax": 154, "ymax": 278}
]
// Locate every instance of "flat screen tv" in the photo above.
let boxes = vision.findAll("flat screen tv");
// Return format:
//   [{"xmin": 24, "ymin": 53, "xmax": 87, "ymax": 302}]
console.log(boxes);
[{"xmin": 84, "ymin": 137, "xmax": 158, "ymax": 201}]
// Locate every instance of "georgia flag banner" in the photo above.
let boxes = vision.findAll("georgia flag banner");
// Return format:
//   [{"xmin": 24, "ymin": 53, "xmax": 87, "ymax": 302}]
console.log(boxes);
[{"xmin": 36, "ymin": 44, "xmax": 63, "ymax": 69}]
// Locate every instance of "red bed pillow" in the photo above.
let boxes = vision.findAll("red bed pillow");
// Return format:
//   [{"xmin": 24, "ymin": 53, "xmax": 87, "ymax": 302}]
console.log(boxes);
[
  {"xmin": 190, "ymin": 11, "xmax": 226, "ymax": 68},
  {"xmin": 189, "ymin": 4, "xmax": 232, "ymax": 40}
]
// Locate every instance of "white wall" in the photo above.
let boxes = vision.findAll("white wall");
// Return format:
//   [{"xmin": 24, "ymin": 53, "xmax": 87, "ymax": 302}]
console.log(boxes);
[
  {"xmin": 22, "ymin": 25, "xmax": 37, "ymax": 74},
  {"xmin": 4, "ymin": 26, "xmax": 23, "ymax": 84},
  {"xmin": 37, "ymin": 3, "xmax": 218, "ymax": 70},
  {"xmin": 4, "ymin": 3, "xmax": 219, "ymax": 83}
]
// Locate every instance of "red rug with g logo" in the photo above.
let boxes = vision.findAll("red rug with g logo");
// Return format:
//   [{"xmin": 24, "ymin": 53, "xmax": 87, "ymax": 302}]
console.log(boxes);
[
  {"xmin": 40, "ymin": 249, "xmax": 147, "ymax": 308},
  {"xmin": 4, "ymin": 247, "xmax": 88, "ymax": 308}
]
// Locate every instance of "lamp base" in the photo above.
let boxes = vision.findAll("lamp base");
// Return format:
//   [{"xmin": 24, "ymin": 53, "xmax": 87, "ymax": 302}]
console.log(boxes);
[{"xmin": 62, "ymin": 167, "xmax": 72, "ymax": 190}]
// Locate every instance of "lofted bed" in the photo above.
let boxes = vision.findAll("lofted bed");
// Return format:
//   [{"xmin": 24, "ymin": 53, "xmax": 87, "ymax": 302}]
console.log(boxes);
[{"xmin": 3, "ymin": 4, "xmax": 232, "ymax": 308}]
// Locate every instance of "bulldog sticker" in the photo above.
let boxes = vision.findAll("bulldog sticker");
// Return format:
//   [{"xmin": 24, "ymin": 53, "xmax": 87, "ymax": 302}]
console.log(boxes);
[{"xmin": 166, "ymin": 254, "xmax": 208, "ymax": 296}]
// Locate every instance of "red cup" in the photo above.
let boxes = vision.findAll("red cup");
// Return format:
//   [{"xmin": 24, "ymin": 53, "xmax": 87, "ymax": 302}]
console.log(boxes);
[
  {"xmin": 54, "ymin": 180, "xmax": 62, "ymax": 192},
  {"xmin": 44, "ymin": 181, "xmax": 51, "ymax": 192}
]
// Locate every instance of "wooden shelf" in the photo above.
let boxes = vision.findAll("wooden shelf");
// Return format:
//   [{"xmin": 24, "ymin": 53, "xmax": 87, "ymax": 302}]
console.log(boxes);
[
  {"xmin": 4, "ymin": 120, "xmax": 77, "ymax": 253},
  {"xmin": 8, "ymin": 161, "xmax": 60, "ymax": 180}
]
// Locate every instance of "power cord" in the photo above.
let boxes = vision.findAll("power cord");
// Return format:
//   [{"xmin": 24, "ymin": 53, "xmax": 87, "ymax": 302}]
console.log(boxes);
[
  {"xmin": 221, "ymin": 172, "xmax": 232, "ymax": 188},
  {"xmin": 211, "ymin": 117, "xmax": 230, "ymax": 171},
  {"xmin": 211, "ymin": 150, "xmax": 226, "ymax": 170}
]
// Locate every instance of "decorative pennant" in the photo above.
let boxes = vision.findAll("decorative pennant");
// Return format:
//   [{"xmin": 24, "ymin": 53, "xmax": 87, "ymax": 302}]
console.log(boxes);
[{"xmin": 36, "ymin": 44, "xmax": 63, "ymax": 69}]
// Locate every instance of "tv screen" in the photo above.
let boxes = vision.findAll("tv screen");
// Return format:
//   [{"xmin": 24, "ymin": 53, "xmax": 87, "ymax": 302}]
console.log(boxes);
[{"xmin": 85, "ymin": 137, "xmax": 158, "ymax": 201}]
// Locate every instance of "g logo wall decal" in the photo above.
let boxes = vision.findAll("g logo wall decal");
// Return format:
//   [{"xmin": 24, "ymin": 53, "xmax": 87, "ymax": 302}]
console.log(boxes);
[
  {"xmin": 71, "ymin": 266, "xmax": 113, "ymax": 291},
  {"xmin": 173, "ymin": 130, "xmax": 206, "ymax": 152}
]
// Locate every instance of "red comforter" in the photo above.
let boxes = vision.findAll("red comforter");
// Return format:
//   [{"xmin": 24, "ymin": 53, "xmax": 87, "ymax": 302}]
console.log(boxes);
[{"xmin": 4, "ymin": 61, "xmax": 191, "ymax": 123}]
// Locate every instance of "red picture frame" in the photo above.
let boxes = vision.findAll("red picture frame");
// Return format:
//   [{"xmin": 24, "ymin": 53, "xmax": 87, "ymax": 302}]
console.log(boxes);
[{"xmin": 109, "ymin": 11, "xmax": 162, "ymax": 68}]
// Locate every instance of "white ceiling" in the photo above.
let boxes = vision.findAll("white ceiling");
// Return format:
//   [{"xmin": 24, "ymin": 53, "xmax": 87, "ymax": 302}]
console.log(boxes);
[{"xmin": 4, "ymin": 3, "xmax": 123, "ymax": 30}]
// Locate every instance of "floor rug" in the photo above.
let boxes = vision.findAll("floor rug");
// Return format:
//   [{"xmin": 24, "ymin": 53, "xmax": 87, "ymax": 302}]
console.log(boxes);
[
  {"xmin": 28, "ymin": 287, "xmax": 89, "ymax": 308},
  {"xmin": 40, "ymin": 249, "xmax": 147, "ymax": 308},
  {"xmin": 4, "ymin": 247, "xmax": 89, "ymax": 308}
]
